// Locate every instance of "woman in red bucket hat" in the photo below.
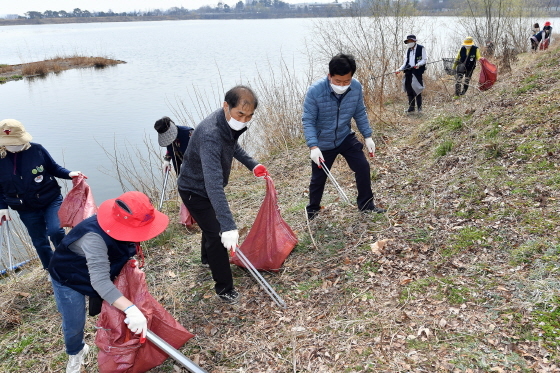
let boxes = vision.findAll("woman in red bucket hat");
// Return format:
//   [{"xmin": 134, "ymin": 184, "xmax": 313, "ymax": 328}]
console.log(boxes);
[{"xmin": 48, "ymin": 191, "xmax": 169, "ymax": 373}]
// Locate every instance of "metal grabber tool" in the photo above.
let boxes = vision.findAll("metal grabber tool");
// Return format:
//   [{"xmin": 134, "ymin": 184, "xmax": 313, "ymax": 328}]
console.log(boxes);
[
  {"xmin": 234, "ymin": 248, "xmax": 287, "ymax": 308},
  {"xmin": 158, "ymin": 168, "xmax": 170, "ymax": 211},
  {"xmin": 320, "ymin": 161, "xmax": 350, "ymax": 204},
  {"xmin": 145, "ymin": 330, "xmax": 208, "ymax": 373}
]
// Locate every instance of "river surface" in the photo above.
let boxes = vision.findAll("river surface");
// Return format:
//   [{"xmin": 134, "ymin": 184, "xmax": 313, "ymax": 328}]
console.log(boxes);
[{"xmin": 0, "ymin": 16, "xmax": 558, "ymax": 267}]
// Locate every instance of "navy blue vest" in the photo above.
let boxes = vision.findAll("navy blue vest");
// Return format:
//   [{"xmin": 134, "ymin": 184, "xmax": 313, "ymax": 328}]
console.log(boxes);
[
  {"xmin": 405, "ymin": 45, "xmax": 426, "ymax": 74},
  {"xmin": 459, "ymin": 46, "xmax": 478, "ymax": 71},
  {"xmin": 48, "ymin": 215, "xmax": 136, "ymax": 297}
]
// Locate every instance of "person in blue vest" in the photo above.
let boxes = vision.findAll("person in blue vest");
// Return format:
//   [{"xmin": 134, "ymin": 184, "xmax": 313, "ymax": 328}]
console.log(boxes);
[
  {"xmin": 530, "ymin": 28, "xmax": 548, "ymax": 51},
  {"xmin": 395, "ymin": 35, "xmax": 428, "ymax": 113},
  {"xmin": 154, "ymin": 116, "xmax": 193, "ymax": 173},
  {"xmin": 452, "ymin": 37, "xmax": 481, "ymax": 97},
  {"xmin": 0, "ymin": 119, "xmax": 83, "ymax": 270},
  {"xmin": 302, "ymin": 53, "xmax": 386, "ymax": 221},
  {"xmin": 48, "ymin": 191, "xmax": 169, "ymax": 373}
]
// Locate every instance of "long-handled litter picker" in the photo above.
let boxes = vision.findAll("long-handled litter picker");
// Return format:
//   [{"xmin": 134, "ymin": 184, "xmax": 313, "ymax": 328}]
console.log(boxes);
[
  {"xmin": 145, "ymin": 330, "xmax": 208, "ymax": 373},
  {"xmin": 370, "ymin": 59, "xmax": 444, "ymax": 81},
  {"xmin": 1, "ymin": 220, "xmax": 14, "ymax": 272},
  {"xmin": 235, "ymin": 248, "xmax": 287, "ymax": 308},
  {"xmin": 158, "ymin": 168, "xmax": 170, "ymax": 211},
  {"xmin": 320, "ymin": 161, "xmax": 350, "ymax": 204}
]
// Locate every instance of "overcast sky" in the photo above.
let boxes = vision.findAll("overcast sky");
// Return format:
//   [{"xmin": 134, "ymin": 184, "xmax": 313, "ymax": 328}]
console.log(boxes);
[{"xmin": 2, "ymin": 0, "xmax": 305, "ymax": 15}]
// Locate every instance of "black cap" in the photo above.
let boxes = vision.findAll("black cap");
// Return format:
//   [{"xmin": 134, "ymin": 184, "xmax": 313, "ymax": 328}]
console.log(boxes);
[{"xmin": 404, "ymin": 34, "xmax": 417, "ymax": 43}]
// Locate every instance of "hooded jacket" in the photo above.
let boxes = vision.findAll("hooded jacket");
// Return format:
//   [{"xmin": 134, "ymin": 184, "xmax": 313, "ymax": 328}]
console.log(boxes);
[
  {"xmin": 177, "ymin": 109, "xmax": 258, "ymax": 232},
  {"xmin": 0, "ymin": 143, "xmax": 71, "ymax": 211},
  {"xmin": 302, "ymin": 77, "xmax": 371, "ymax": 151}
]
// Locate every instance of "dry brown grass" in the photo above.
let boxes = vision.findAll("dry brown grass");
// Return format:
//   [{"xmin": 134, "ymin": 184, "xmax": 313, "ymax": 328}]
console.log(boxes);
[
  {"xmin": 1, "ymin": 55, "xmax": 125, "ymax": 81},
  {"xmin": 1, "ymin": 42, "xmax": 559, "ymax": 373}
]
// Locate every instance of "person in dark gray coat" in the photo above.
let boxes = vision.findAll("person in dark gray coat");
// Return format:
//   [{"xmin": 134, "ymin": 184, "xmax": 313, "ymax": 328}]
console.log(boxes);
[{"xmin": 177, "ymin": 85, "xmax": 269, "ymax": 304}]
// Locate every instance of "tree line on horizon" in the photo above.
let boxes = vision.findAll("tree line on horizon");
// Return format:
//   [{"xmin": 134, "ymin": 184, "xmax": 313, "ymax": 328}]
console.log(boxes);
[{"xmin": 14, "ymin": 0, "xmax": 560, "ymax": 20}]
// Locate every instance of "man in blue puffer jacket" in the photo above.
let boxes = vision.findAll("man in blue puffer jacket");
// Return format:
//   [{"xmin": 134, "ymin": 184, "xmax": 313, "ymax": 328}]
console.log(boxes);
[{"xmin": 302, "ymin": 54, "xmax": 385, "ymax": 220}]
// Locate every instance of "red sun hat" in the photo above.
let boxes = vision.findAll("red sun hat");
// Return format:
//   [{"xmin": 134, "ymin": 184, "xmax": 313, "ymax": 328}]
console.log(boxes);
[
  {"xmin": 97, "ymin": 191, "xmax": 169, "ymax": 242},
  {"xmin": 544, "ymin": 21, "xmax": 551, "ymax": 26}
]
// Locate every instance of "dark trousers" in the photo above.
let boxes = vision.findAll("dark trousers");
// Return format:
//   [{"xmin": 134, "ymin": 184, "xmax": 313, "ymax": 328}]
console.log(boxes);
[
  {"xmin": 405, "ymin": 70, "xmax": 423, "ymax": 110},
  {"xmin": 306, "ymin": 134, "xmax": 375, "ymax": 214},
  {"xmin": 455, "ymin": 68, "xmax": 474, "ymax": 95},
  {"xmin": 179, "ymin": 190, "xmax": 233, "ymax": 295}
]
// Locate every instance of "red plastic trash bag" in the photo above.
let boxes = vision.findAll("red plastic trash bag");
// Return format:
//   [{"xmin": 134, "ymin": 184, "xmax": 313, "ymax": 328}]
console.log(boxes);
[
  {"xmin": 95, "ymin": 261, "xmax": 194, "ymax": 373},
  {"xmin": 179, "ymin": 203, "xmax": 196, "ymax": 228},
  {"xmin": 539, "ymin": 38, "xmax": 550, "ymax": 50},
  {"xmin": 58, "ymin": 174, "xmax": 98, "ymax": 228},
  {"xmin": 230, "ymin": 176, "xmax": 297, "ymax": 272},
  {"xmin": 478, "ymin": 57, "xmax": 498, "ymax": 91}
]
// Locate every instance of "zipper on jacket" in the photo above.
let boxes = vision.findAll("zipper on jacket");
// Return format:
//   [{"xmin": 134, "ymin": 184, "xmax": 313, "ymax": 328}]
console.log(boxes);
[
  {"xmin": 13, "ymin": 153, "xmax": 17, "ymax": 175},
  {"xmin": 332, "ymin": 88, "xmax": 351, "ymax": 149}
]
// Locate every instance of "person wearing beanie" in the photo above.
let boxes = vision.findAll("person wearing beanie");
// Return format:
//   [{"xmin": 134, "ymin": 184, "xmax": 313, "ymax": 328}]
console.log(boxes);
[
  {"xmin": 532, "ymin": 23, "xmax": 540, "ymax": 34},
  {"xmin": 153, "ymin": 116, "xmax": 193, "ymax": 173},
  {"xmin": 0, "ymin": 119, "xmax": 84, "ymax": 270},
  {"xmin": 395, "ymin": 34, "xmax": 428, "ymax": 113},
  {"xmin": 452, "ymin": 36, "xmax": 482, "ymax": 97},
  {"xmin": 48, "ymin": 191, "xmax": 169, "ymax": 373}
]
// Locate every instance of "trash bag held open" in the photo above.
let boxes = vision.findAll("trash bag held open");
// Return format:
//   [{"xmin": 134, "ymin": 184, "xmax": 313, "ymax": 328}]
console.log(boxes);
[
  {"xmin": 478, "ymin": 57, "xmax": 498, "ymax": 91},
  {"xmin": 58, "ymin": 174, "xmax": 98, "ymax": 228},
  {"xmin": 230, "ymin": 176, "xmax": 297, "ymax": 272},
  {"xmin": 95, "ymin": 261, "xmax": 194, "ymax": 373}
]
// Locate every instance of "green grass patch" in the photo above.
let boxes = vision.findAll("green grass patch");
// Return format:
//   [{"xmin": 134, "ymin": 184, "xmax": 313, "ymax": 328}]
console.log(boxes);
[
  {"xmin": 431, "ymin": 115, "xmax": 464, "ymax": 132},
  {"xmin": 448, "ymin": 227, "xmax": 491, "ymax": 254},
  {"xmin": 533, "ymin": 297, "xmax": 560, "ymax": 350},
  {"xmin": 515, "ymin": 82, "xmax": 538, "ymax": 95},
  {"xmin": 435, "ymin": 140, "xmax": 453, "ymax": 157}
]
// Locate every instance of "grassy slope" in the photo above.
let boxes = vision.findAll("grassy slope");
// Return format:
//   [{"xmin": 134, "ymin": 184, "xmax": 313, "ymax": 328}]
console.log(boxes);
[{"xmin": 0, "ymin": 44, "xmax": 559, "ymax": 372}]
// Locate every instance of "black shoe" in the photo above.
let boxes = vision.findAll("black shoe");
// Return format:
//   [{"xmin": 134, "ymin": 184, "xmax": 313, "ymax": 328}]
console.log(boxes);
[
  {"xmin": 218, "ymin": 289, "xmax": 241, "ymax": 304},
  {"xmin": 406, "ymin": 107, "xmax": 415, "ymax": 113},
  {"xmin": 201, "ymin": 257, "xmax": 209, "ymax": 267},
  {"xmin": 363, "ymin": 207, "xmax": 387, "ymax": 214}
]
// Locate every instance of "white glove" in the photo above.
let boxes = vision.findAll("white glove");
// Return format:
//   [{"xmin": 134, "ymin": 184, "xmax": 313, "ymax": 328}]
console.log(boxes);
[
  {"xmin": 310, "ymin": 148, "xmax": 324, "ymax": 167},
  {"xmin": 68, "ymin": 171, "xmax": 82, "ymax": 178},
  {"xmin": 124, "ymin": 305, "xmax": 147, "ymax": 338},
  {"xmin": 0, "ymin": 209, "xmax": 10, "ymax": 223},
  {"xmin": 162, "ymin": 160, "xmax": 171, "ymax": 173},
  {"xmin": 221, "ymin": 230, "xmax": 239, "ymax": 253},
  {"xmin": 365, "ymin": 137, "xmax": 376, "ymax": 157}
]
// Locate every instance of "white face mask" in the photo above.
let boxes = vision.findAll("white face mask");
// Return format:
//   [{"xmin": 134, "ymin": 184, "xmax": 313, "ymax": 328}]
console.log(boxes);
[
  {"xmin": 330, "ymin": 83, "xmax": 350, "ymax": 94},
  {"xmin": 227, "ymin": 108, "xmax": 249, "ymax": 131},
  {"xmin": 407, "ymin": 42, "xmax": 416, "ymax": 49},
  {"xmin": 5, "ymin": 144, "xmax": 26, "ymax": 153}
]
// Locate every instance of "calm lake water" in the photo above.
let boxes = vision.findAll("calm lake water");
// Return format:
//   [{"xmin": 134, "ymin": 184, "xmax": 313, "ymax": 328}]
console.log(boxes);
[{"xmin": 0, "ymin": 16, "xmax": 558, "ymax": 268}]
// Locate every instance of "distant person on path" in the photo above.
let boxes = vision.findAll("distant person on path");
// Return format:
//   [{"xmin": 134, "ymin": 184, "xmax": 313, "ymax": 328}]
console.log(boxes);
[
  {"xmin": 177, "ymin": 85, "xmax": 269, "ymax": 304},
  {"xmin": 395, "ymin": 34, "xmax": 428, "ymax": 113},
  {"xmin": 484, "ymin": 39, "xmax": 495, "ymax": 58},
  {"xmin": 48, "ymin": 191, "xmax": 168, "ymax": 373},
  {"xmin": 154, "ymin": 116, "xmax": 193, "ymax": 174},
  {"xmin": 302, "ymin": 53, "xmax": 386, "ymax": 221},
  {"xmin": 0, "ymin": 119, "xmax": 83, "ymax": 270},
  {"xmin": 452, "ymin": 36, "xmax": 481, "ymax": 97},
  {"xmin": 532, "ymin": 23, "xmax": 541, "ymax": 35}
]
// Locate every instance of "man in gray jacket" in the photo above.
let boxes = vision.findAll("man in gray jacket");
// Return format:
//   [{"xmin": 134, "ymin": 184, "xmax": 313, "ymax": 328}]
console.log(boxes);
[
  {"xmin": 302, "ymin": 54, "xmax": 385, "ymax": 220},
  {"xmin": 178, "ymin": 85, "xmax": 268, "ymax": 304}
]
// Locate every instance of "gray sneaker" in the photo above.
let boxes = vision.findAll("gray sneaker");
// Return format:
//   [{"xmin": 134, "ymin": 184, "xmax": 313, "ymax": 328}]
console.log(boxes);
[
  {"xmin": 66, "ymin": 343, "xmax": 89, "ymax": 373},
  {"xmin": 218, "ymin": 289, "xmax": 241, "ymax": 304}
]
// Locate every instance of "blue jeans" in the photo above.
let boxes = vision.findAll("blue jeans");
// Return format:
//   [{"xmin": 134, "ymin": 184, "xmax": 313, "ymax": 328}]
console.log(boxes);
[
  {"xmin": 18, "ymin": 194, "xmax": 66, "ymax": 269},
  {"xmin": 51, "ymin": 278, "xmax": 87, "ymax": 355}
]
